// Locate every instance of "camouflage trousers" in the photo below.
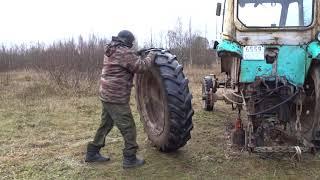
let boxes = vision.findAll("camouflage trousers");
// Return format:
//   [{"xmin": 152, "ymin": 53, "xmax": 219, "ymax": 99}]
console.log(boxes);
[{"xmin": 87, "ymin": 101, "xmax": 138, "ymax": 157}]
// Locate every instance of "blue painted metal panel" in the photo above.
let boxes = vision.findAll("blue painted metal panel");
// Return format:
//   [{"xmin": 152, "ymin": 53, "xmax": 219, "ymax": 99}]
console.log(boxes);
[
  {"xmin": 240, "ymin": 46, "xmax": 309, "ymax": 86},
  {"xmin": 217, "ymin": 39, "xmax": 317, "ymax": 85},
  {"xmin": 217, "ymin": 39, "xmax": 243, "ymax": 57},
  {"xmin": 240, "ymin": 60, "xmax": 273, "ymax": 82},
  {"xmin": 307, "ymin": 41, "xmax": 320, "ymax": 60},
  {"xmin": 277, "ymin": 46, "xmax": 307, "ymax": 86}
]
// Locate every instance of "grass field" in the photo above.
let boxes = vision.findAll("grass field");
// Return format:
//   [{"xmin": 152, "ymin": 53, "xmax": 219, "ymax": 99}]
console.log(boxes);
[{"xmin": 1, "ymin": 68, "xmax": 320, "ymax": 179}]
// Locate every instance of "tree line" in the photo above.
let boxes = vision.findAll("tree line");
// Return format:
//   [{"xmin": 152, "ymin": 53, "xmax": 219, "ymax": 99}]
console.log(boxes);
[{"xmin": 0, "ymin": 21, "xmax": 217, "ymax": 88}]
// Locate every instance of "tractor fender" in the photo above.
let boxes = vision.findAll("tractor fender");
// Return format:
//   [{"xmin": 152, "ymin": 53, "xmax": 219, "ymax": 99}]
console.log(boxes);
[
  {"xmin": 217, "ymin": 39, "xmax": 243, "ymax": 58},
  {"xmin": 307, "ymin": 41, "xmax": 320, "ymax": 60}
]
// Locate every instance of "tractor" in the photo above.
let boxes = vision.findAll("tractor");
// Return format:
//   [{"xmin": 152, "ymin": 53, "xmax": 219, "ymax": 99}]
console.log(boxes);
[{"xmin": 202, "ymin": 0, "xmax": 320, "ymax": 156}]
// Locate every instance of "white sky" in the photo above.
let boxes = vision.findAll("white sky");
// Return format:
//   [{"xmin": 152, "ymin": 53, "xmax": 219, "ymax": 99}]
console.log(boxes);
[{"xmin": 0, "ymin": 0, "xmax": 219, "ymax": 45}]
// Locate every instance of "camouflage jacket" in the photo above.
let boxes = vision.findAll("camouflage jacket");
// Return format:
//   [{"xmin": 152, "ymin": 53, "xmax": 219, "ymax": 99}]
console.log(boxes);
[{"xmin": 99, "ymin": 42, "xmax": 153, "ymax": 104}]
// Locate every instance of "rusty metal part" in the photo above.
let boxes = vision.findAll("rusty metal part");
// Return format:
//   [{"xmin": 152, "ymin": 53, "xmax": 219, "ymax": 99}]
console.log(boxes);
[
  {"xmin": 222, "ymin": 89, "xmax": 243, "ymax": 105},
  {"xmin": 295, "ymin": 92, "xmax": 304, "ymax": 144}
]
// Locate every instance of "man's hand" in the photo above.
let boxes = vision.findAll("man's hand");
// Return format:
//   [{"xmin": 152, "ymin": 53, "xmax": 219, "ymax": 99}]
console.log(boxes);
[{"xmin": 136, "ymin": 49, "xmax": 146, "ymax": 56}]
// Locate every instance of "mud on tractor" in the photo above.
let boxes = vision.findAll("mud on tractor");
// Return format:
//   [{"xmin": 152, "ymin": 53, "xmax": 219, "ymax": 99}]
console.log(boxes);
[{"xmin": 202, "ymin": 0, "xmax": 320, "ymax": 156}]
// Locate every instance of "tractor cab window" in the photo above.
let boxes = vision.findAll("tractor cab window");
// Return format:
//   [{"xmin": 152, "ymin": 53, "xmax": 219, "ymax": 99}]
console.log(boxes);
[{"xmin": 238, "ymin": 0, "xmax": 314, "ymax": 27}]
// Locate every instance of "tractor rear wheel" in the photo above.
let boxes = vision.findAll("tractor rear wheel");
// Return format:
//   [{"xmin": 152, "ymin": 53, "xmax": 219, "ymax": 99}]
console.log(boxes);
[
  {"xmin": 302, "ymin": 64, "xmax": 320, "ymax": 144},
  {"xmin": 135, "ymin": 50, "xmax": 194, "ymax": 152}
]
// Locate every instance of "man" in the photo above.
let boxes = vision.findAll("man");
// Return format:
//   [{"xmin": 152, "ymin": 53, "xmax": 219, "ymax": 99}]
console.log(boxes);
[{"xmin": 85, "ymin": 30, "xmax": 155, "ymax": 168}]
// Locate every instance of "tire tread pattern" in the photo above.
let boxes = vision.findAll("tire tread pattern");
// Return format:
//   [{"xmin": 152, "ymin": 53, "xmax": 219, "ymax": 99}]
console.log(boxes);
[{"xmin": 153, "ymin": 52, "xmax": 194, "ymax": 152}]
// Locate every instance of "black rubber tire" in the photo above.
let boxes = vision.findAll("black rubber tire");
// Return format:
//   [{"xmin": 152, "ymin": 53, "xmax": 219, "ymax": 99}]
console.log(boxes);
[
  {"xmin": 202, "ymin": 78, "xmax": 214, "ymax": 111},
  {"xmin": 135, "ymin": 50, "xmax": 194, "ymax": 152},
  {"xmin": 302, "ymin": 64, "xmax": 320, "ymax": 143}
]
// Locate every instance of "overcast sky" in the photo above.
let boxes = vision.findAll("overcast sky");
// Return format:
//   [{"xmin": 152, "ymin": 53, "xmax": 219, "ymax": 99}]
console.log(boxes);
[{"xmin": 0, "ymin": 0, "xmax": 219, "ymax": 46}]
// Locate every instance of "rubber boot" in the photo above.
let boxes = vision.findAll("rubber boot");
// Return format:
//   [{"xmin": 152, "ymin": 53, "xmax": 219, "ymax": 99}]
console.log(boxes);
[
  {"xmin": 123, "ymin": 155, "xmax": 145, "ymax": 169},
  {"xmin": 85, "ymin": 146, "xmax": 110, "ymax": 163}
]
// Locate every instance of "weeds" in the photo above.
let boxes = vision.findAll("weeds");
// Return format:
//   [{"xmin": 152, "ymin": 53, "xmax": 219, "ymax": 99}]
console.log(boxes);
[
  {"xmin": 1, "ymin": 69, "xmax": 320, "ymax": 179},
  {"xmin": 0, "ymin": 72, "xmax": 11, "ymax": 87}
]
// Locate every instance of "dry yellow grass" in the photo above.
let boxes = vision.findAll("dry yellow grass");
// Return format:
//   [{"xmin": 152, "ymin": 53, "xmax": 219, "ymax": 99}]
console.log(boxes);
[{"xmin": 1, "ymin": 67, "xmax": 320, "ymax": 179}]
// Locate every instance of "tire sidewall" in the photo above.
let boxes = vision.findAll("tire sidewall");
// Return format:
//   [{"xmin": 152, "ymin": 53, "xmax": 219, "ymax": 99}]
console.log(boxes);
[
  {"xmin": 135, "ymin": 64, "xmax": 171, "ymax": 148},
  {"xmin": 310, "ymin": 65, "xmax": 320, "ymax": 139},
  {"xmin": 148, "ymin": 66, "xmax": 171, "ymax": 146}
]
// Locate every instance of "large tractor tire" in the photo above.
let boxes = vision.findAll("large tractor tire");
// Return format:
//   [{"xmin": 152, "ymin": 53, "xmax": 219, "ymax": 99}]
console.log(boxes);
[
  {"xmin": 302, "ymin": 64, "xmax": 320, "ymax": 144},
  {"xmin": 135, "ymin": 50, "xmax": 194, "ymax": 152}
]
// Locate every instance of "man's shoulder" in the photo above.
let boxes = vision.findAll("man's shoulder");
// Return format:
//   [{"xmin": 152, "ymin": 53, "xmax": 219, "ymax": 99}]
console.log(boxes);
[{"xmin": 117, "ymin": 47, "xmax": 138, "ymax": 62}]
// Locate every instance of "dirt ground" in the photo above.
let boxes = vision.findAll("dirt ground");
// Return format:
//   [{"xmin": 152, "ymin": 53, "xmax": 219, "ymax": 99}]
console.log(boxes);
[{"xmin": 1, "ymin": 68, "xmax": 320, "ymax": 179}]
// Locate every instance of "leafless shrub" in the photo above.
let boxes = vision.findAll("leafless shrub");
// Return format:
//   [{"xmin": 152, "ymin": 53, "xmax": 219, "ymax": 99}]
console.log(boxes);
[
  {"xmin": 0, "ymin": 35, "xmax": 108, "ymax": 92},
  {"xmin": 0, "ymin": 25, "xmax": 218, "ymax": 94},
  {"xmin": 145, "ymin": 18, "xmax": 218, "ymax": 66}
]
